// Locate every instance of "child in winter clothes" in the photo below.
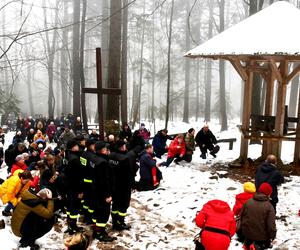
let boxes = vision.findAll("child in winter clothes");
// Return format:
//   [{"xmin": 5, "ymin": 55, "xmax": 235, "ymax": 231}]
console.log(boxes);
[
  {"xmin": 233, "ymin": 182, "xmax": 256, "ymax": 242},
  {"xmin": 195, "ymin": 199, "xmax": 236, "ymax": 250},
  {"xmin": 233, "ymin": 182, "xmax": 256, "ymax": 216}
]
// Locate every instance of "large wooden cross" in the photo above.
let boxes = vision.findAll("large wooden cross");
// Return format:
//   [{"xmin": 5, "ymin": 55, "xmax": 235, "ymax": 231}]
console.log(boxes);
[{"xmin": 82, "ymin": 47, "xmax": 121, "ymax": 140}]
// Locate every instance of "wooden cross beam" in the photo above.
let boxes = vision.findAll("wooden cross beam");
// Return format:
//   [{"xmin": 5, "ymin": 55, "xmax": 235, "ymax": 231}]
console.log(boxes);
[{"xmin": 82, "ymin": 47, "xmax": 121, "ymax": 140}]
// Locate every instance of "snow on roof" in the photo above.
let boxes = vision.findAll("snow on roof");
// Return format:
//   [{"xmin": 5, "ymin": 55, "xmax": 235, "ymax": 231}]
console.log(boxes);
[{"xmin": 185, "ymin": 2, "xmax": 300, "ymax": 58}]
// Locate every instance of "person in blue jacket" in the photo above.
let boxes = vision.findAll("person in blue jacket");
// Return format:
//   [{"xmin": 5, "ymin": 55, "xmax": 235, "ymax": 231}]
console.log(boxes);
[
  {"xmin": 152, "ymin": 129, "xmax": 172, "ymax": 158},
  {"xmin": 255, "ymin": 154, "xmax": 284, "ymax": 213},
  {"xmin": 138, "ymin": 144, "xmax": 162, "ymax": 191}
]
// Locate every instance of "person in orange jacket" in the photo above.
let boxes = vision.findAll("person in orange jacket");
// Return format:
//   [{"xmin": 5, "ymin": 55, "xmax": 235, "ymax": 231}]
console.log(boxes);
[
  {"xmin": 161, "ymin": 134, "xmax": 186, "ymax": 167},
  {"xmin": 0, "ymin": 170, "xmax": 33, "ymax": 216},
  {"xmin": 195, "ymin": 199, "xmax": 236, "ymax": 250}
]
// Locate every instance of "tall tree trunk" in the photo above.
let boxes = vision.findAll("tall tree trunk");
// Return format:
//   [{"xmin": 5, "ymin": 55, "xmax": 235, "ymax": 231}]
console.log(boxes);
[
  {"xmin": 2, "ymin": 8, "xmax": 9, "ymax": 92},
  {"xmin": 61, "ymin": 0, "xmax": 69, "ymax": 115},
  {"xmin": 72, "ymin": 0, "xmax": 81, "ymax": 118},
  {"xmin": 218, "ymin": 0, "xmax": 227, "ymax": 130},
  {"xmin": 205, "ymin": 0, "xmax": 213, "ymax": 122},
  {"xmin": 101, "ymin": 0, "xmax": 109, "ymax": 120},
  {"xmin": 121, "ymin": 0, "xmax": 128, "ymax": 124},
  {"xmin": 165, "ymin": 0, "xmax": 175, "ymax": 129},
  {"xmin": 101, "ymin": 0, "xmax": 109, "ymax": 87},
  {"xmin": 25, "ymin": 38, "xmax": 34, "ymax": 115},
  {"xmin": 80, "ymin": 0, "xmax": 88, "ymax": 131},
  {"xmin": 183, "ymin": 0, "xmax": 191, "ymax": 123},
  {"xmin": 151, "ymin": 2, "xmax": 156, "ymax": 123},
  {"xmin": 44, "ymin": 0, "xmax": 58, "ymax": 119},
  {"xmin": 107, "ymin": 0, "xmax": 122, "ymax": 120},
  {"xmin": 249, "ymin": 0, "xmax": 262, "ymax": 144},
  {"xmin": 132, "ymin": 1, "xmax": 146, "ymax": 128}
]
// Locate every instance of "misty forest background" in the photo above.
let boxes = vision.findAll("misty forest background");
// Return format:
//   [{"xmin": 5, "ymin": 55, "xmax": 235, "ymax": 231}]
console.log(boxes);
[{"xmin": 0, "ymin": 0, "xmax": 300, "ymax": 131}]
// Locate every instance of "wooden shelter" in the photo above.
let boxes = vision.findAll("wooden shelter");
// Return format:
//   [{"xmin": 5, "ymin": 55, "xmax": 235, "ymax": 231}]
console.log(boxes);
[{"xmin": 185, "ymin": 2, "xmax": 300, "ymax": 164}]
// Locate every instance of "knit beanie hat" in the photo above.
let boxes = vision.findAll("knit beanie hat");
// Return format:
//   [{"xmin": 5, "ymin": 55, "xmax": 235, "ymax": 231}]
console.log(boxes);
[
  {"xmin": 15, "ymin": 154, "xmax": 24, "ymax": 162},
  {"xmin": 243, "ymin": 182, "xmax": 256, "ymax": 194},
  {"xmin": 258, "ymin": 182, "xmax": 273, "ymax": 196}
]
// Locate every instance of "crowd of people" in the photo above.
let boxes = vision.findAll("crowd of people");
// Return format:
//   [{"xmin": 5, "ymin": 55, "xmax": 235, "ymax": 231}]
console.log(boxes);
[{"xmin": 0, "ymin": 114, "xmax": 287, "ymax": 250}]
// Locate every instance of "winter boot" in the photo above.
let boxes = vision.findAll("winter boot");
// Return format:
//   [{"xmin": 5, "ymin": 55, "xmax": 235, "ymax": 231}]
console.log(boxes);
[
  {"xmin": 209, "ymin": 151, "xmax": 216, "ymax": 158},
  {"xmin": 2, "ymin": 210, "xmax": 12, "ymax": 217},
  {"xmin": 200, "ymin": 153, "xmax": 206, "ymax": 159},
  {"xmin": 65, "ymin": 218, "xmax": 82, "ymax": 234},
  {"xmin": 29, "ymin": 243, "xmax": 40, "ymax": 250},
  {"xmin": 94, "ymin": 227, "xmax": 117, "ymax": 242},
  {"xmin": 0, "ymin": 219, "xmax": 5, "ymax": 229},
  {"xmin": 113, "ymin": 215, "xmax": 131, "ymax": 231}
]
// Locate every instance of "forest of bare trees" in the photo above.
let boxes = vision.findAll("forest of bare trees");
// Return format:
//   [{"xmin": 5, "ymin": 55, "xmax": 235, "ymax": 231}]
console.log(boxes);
[{"xmin": 0, "ymin": 0, "xmax": 299, "ymax": 130}]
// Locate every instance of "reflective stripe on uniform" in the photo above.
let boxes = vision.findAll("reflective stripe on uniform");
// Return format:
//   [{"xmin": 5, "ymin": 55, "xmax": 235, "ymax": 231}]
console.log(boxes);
[
  {"xmin": 96, "ymin": 222, "xmax": 106, "ymax": 228},
  {"xmin": 88, "ymin": 209, "xmax": 94, "ymax": 213},
  {"xmin": 118, "ymin": 211, "xmax": 126, "ymax": 217},
  {"xmin": 80, "ymin": 157, "xmax": 87, "ymax": 166},
  {"xmin": 69, "ymin": 214, "xmax": 79, "ymax": 219},
  {"xmin": 83, "ymin": 205, "xmax": 89, "ymax": 210},
  {"xmin": 83, "ymin": 179, "xmax": 93, "ymax": 183}
]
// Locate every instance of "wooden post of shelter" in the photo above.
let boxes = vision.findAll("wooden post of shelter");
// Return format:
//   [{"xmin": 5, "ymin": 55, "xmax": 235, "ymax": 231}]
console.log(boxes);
[
  {"xmin": 262, "ymin": 66, "xmax": 275, "ymax": 158},
  {"xmin": 272, "ymin": 60, "xmax": 288, "ymax": 157},
  {"xmin": 82, "ymin": 48, "xmax": 121, "ymax": 140},
  {"xmin": 240, "ymin": 61, "xmax": 254, "ymax": 160}
]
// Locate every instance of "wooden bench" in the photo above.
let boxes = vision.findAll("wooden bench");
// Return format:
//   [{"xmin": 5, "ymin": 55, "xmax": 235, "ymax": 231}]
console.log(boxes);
[{"xmin": 216, "ymin": 138, "xmax": 237, "ymax": 150}]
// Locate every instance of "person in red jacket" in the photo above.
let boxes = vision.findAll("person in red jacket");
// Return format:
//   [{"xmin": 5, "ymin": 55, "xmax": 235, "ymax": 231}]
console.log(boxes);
[
  {"xmin": 233, "ymin": 182, "xmax": 256, "ymax": 216},
  {"xmin": 195, "ymin": 199, "xmax": 236, "ymax": 250},
  {"xmin": 161, "ymin": 134, "xmax": 186, "ymax": 167},
  {"xmin": 233, "ymin": 182, "xmax": 256, "ymax": 242},
  {"xmin": 11, "ymin": 154, "xmax": 28, "ymax": 175}
]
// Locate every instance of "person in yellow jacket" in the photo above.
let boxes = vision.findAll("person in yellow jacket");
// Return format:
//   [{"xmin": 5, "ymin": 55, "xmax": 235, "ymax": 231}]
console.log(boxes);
[
  {"xmin": 11, "ymin": 188, "xmax": 54, "ymax": 250},
  {"xmin": 0, "ymin": 170, "xmax": 32, "ymax": 216}
]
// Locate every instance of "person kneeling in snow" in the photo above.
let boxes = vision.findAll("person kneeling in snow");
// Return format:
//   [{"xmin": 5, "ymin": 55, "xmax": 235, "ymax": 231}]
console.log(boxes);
[
  {"xmin": 240, "ymin": 182, "xmax": 276, "ymax": 250},
  {"xmin": 0, "ymin": 170, "xmax": 33, "ymax": 216},
  {"xmin": 160, "ymin": 134, "xmax": 186, "ymax": 167},
  {"xmin": 138, "ymin": 144, "xmax": 162, "ymax": 191},
  {"xmin": 233, "ymin": 182, "xmax": 256, "ymax": 242},
  {"xmin": 195, "ymin": 199, "xmax": 236, "ymax": 250},
  {"xmin": 11, "ymin": 188, "xmax": 54, "ymax": 250}
]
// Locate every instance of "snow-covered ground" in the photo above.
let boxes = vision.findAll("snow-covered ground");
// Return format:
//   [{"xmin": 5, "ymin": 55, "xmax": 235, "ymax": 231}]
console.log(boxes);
[{"xmin": 1, "ymin": 120, "xmax": 300, "ymax": 249}]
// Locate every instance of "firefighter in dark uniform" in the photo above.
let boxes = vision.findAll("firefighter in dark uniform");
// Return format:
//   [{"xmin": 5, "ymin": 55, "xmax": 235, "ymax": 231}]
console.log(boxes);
[
  {"xmin": 64, "ymin": 139, "xmax": 84, "ymax": 234},
  {"xmin": 80, "ymin": 138, "xmax": 97, "ymax": 225},
  {"xmin": 92, "ymin": 141, "xmax": 117, "ymax": 242},
  {"xmin": 109, "ymin": 140, "xmax": 135, "ymax": 231}
]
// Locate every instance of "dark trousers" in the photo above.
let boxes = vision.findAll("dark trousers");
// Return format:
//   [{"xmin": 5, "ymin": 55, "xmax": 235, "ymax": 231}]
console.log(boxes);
[
  {"xmin": 164, "ymin": 154, "xmax": 183, "ymax": 167},
  {"xmin": 154, "ymin": 148, "xmax": 168, "ymax": 158},
  {"xmin": 4, "ymin": 202, "xmax": 14, "ymax": 213},
  {"xmin": 20, "ymin": 212, "xmax": 55, "ymax": 244},
  {"xmin": 200, "ymin": 144, "xmax": 219, "ymax": 156},
  {"xmin": 244, "ymin": 239, "xmax": 271, "ymax": 250},
  {"xmin": 66, "ymin": 191, "xmax": 81, "ymax": 219},
  {"xmin": 183, "ymin": 154, "xmax": 192, "ymax": 163},
  {"xmin": 138, "ymin": 179, "xmax": 157, "ymax": 191},
  {"xmin": 112, "ymin": 188, "xmax": 131, "ymax": 215},
  {"xmin": 93, "ymin": 199, "xmax": 110, "ymax": 228}
]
